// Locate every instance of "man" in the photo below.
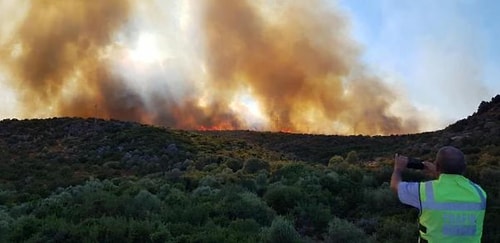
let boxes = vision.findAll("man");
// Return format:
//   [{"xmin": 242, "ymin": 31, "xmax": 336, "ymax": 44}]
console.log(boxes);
[{"xmin": 390, "ymin": 146, "xmax": 486, "ymax": 243}]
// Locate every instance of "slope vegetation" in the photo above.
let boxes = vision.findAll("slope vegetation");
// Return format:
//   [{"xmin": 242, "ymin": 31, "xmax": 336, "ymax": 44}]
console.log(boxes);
[{"xmin": 0, "ymin": 95, "xmax": 498, "ymax": 242}]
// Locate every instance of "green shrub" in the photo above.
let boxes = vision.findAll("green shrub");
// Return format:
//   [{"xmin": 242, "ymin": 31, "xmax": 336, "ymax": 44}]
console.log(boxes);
[
  {"xmin": 28, "ymin": 216, "xmax": 79, "ymax": 242},
  {"xmin": 362, "ymin": 185, "xmax": 398, "ymax": 212},
  {"xmin": 103, "ymin": 160, "xmax": 121, "ymax": 170},
  {"xmin": 150, "ymin": 224, "xmax": 172, "ymax": 243},
  {"xmin": 164, "ymin": 188, "xmax": 189, "ymax": 206},
  {"xmin": 192, "ymin": 185, "xmax": 218, "ymax": 198},
  {"xmin": 187, "ymin": 223, "xmax": 228, "ymax": 243},
  {"xmin": 294, "ymin": 202, "xmax": 332, "ymax": 235},
  {"xmin": 195, "ymin": 154, "xmax": 221, "ymax": 170},
  {"xmin": 328, "ymin": 155, "xmax": 344, "ymax": 167},
  {"xmin": 228, "ymin": 218, "xmax": 261, "ymax": 234},
  {"xmin": 203, "ymin": 163, "xmax": 219, "ymax": 172},
  {"xmin": 226, "ymin": 158, "xmax": 244, "ymax": 172},
  {"xmin": 264, "ymin": 216, "xmax": 301, "ymax": 243},
  {"xmin": 255, "ymin": 172, "xmax": 269, "ymax": 196},
  {"xmin": 325, "ymin": 217, "xmax": 369, "ymax": 243},
  {"xmin": 181, "ymin": 204, "xmax": 210, "ymax": 226},
  {"xmin": 243, "ymin": 158, "xmax": 270, "ymax": 174},
  {"xmin": 271, "ymin": 163, "xmax": 309, "ymax": 185},
  {"xmin": 346, "ymin": 151, "xmax": 359, "ymax": 164},
  {"xmin": 8, "ymin": 215, "xmax": 41, "ymax": 242},
  {"xmin": 483, "ymin": 207, "xmax": 500, "ymax": 243},
  {"xmin": 479, "ymin": 168, "xmax": 500, "ymax": 201},
  {"xmin": 264, "ymin": 185, "xmax": 303, "ymax": 215},
  {"xmin": 226, "ymin": 219, "xmax": 262, "ymax": 242},
  {"xmin": 0, "ymin": 207, "xmax": 12, "ymax": 242},
  {"xmin": 375, "ymin": 217, "xmax": 418, "ymax": 243},
  {"xmin": 219, "ymin": 190, "xmax": 275, "ymax": 225},
  {"xmin": 239, "ymin": 178, "xmax": 257, "ymax": 192},
  {"xmin": 199, "ymin": 175, "xmax": 220, "ymax": 188},
  {"xmin": 128, "ymin": 189, "xmax": 162, "ymax": 218},
  {"xmin": 478, "ymin": 153, "xmax": 498, "ymax": 166},
  {"xmin": 0, "ymin": 189, "xmax": 15, "ymax": 205},
  {"xmin": 319, "ymin": 172, "xmax": 341, "ymax": 193}
]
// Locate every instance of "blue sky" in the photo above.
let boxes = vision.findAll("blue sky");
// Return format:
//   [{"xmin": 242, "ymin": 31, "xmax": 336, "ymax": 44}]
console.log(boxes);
[{"xmin": 336, "ymin": 0, "xmax": 500, "ymax": 124}]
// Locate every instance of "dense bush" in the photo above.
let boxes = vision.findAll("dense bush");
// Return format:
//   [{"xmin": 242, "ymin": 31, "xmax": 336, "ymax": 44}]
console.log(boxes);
[
  {"xmin": 325, "ymin": 217, "xmax": 370, "ymax": 243},
  {"xmin": 0, "ymin": 207, "xmax": 12, "ymax": 242},
  {"xmin": 362, "ymin": 185, "xmax": 398, "ymax": 212},
  {"xmin": 216, "ymin": 188, "xmax": 276, "ymax": 225},
  {"xmin": 243, "ymin": 158, "xmax": 270, "ymax": 174},
  {"xmin": 328, "ymin": 155, "xmax": 344, "ymax": 167},
  {"xmin": 375, "ymin": 217, "xmax": 418, "ymax": 243},
  {"xmin": 264, "ymin": 217, "xmax": 301, "ymax": 243},
  {"xmin": 345, "ymin": 151, "xmax": 360, "ymax": 164},
  {"xmin": 225, "ymin": 158, "xmax": 244, "ymax": 172},
  {"xmin": 1, "ymin": 116, "xmax": 499, "ymax": 242},
  {"xmin": 264, "ymin": 184, "xmax": 303, "ymax": 215}
]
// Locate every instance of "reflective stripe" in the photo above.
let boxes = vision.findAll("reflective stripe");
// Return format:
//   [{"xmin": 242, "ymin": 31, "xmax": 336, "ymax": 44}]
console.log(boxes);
[
  {"xmin": 442, "ymin": 225, "xmax": 476, "ymax": 236},
  {"xmin": 425, "ymin": 181, "xmax": 435, "ymax": 201},
  {"xmin": 422, "ymin": 201, "xmax": 484, "ymax": 210},
  {"xmin": 422, "ymin": 181, "xmax": 485, "ymax": 210}
]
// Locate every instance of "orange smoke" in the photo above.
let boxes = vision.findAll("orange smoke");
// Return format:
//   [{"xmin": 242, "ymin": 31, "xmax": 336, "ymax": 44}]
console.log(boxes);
[
  {"xmin": 1, "ymin": 0, "xmax": 144, "ymax": 121},
  {"xmin": 0, "ymin": 0, "xmax": 421, "ymax": 135},
  {"xmin": 200, "ymin": 0, "xmax": 418, "ymax": 134}
]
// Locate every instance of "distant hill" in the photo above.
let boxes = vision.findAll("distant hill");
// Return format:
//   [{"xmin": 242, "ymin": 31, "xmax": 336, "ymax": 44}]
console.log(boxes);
[
  {"xmin": 439, "ymin": 94, "xmax": 500, "ymax": 159},
  {"xmin": 445, "ymin": 94, "xmax": 500, "ymax": 133}
]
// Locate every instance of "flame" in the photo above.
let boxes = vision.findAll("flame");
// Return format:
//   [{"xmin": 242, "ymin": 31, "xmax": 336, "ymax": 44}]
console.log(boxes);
[
  {"xmin": 279, "ymin": 129, "xmax": 294, "ymax": 134},
  {"xmin": 198, "ymin": 124, "xmax": 234, "ymax": 131}
]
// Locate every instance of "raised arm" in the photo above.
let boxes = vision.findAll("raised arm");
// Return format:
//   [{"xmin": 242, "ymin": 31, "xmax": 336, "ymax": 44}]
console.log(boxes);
[{"xmin": 390, "ymin": 154, "xmax": 408, "ymax": 194}]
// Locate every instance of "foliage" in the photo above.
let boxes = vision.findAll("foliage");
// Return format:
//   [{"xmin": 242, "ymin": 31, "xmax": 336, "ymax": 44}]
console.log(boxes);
[
  {"xmin": 264, "ymin": 216, "xmax": 302, "ymax": 243},
  {"xmin": 345, "ymin": 150, "xmax": 360, "ymax": 164},
  {"xmin": 375, "ymin": 217, "xmax": 419, "ymax": 243},
  {"xmin": 325, "ymin": 217, "xmax": 370, "ymax": 243},
  {"xmin": 225, "ymin": 158, "xmax": 244, "ymax": 172},
  {"xmin": 264, "ymin": 184, "xmax": 303, "ymax": 215},
  {"xmin": 328, "ymin": 155, "xmax": 344, "ymax": 167},
  {"xmin": 362, "ymin": 185, "xmax": 398, "ymax": 213},
  {"xmin": 0, "ymin": 111, "xmax": 499, "ymax": 242},
  {"xmin": 0, "ymin": 207, "xmax": 12, "ymax": 242},
  {"xmin": 243, "ymin": 158, "xmax": 270, "ymax": 174}
]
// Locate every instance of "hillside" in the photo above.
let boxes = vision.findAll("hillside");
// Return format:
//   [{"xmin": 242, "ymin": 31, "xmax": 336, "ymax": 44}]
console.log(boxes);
[
  {"xmin": 206, "ymin": 94, "xmax": 500, "ymax": 165},
  {"xmin": 0, "ymin": 118, "xmax": 289, "ymax": 197},
  {"xmin": 0, "ymin": 95, "xmax": 499, "ymax": 242}
]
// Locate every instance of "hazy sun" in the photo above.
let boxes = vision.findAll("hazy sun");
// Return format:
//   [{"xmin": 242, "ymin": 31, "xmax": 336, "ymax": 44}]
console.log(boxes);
[
  {"xmin": 230, "ymin": 92, "xmax": 269, "ymax": 129},
  {"xmin": 128, "ymin": 32, "xmax": 162, "ymax": 64}
]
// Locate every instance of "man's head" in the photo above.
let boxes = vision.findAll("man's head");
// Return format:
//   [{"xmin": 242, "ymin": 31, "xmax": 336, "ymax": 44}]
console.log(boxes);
[{"xmin": 434, "ymin": 146, "xmax": 466, "ymax": 175}]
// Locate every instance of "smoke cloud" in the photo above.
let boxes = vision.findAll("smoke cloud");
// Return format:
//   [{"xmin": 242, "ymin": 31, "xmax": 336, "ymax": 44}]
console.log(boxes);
[
  {"xmin": 0, "ymin": 0, "xmax": 145, "ymax": 120},
  {"xmin": 0, "ymin": 0, "xmax": 423, "ymax": 135}
]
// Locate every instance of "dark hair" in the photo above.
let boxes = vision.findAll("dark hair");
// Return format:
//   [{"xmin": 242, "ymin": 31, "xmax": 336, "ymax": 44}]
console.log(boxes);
[{"xmin": 435, "ymin": 146, "xmax": 466, "ymax": 175}]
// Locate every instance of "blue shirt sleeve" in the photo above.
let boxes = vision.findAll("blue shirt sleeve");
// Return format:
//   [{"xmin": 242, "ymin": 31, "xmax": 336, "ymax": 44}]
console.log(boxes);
[{"xmin": 397, "ymin": 182, "xmax": 421, "ymax": 210}]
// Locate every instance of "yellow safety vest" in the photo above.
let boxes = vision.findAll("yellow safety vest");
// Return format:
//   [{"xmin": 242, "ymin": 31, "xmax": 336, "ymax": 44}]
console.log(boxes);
[{"xmin": 419, "ymin": 174, "xmax": 486, "ymax": 243}]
